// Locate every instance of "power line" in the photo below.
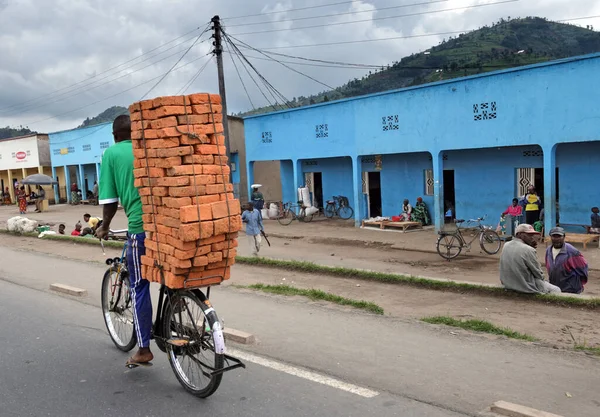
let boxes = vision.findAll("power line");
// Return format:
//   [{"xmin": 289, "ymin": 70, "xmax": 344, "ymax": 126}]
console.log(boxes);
[
  {"xmin": 223, "ymin": 0, "xmax": 378, "ymax": 21},
  {"xmin": 224, "ymin": 52, "xmax": 382, "ymax": 70},
  {"xmin": 176, "ymin": 55, "xmax": 213, "ymax": 95},
  {"xmin": 229, "ymin": 0, "xmax": 518, "ymax": 36},
  {"xmin": 237, "ymin": 48, "xmax": 387, "ymax": 68},
  {"xmin": 225, "ymin": 0, "xmax": 448, "ymax": 27},
  {"xmin": 0, "ymin": 25, "xmax": 207, "ymax": 113},
  {"xmin": 224, "ymin": 42, "xmax": 255, "ymax": 110},
  {"xmin": 1, "ymin": 34, "xmax": 212, "ymax": 117}
]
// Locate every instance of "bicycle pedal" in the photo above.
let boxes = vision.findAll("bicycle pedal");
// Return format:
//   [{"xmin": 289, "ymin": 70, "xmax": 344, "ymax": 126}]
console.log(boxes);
[{"xmin": 167, "ymin": 338, "xmax": 190, "ymax": 347}]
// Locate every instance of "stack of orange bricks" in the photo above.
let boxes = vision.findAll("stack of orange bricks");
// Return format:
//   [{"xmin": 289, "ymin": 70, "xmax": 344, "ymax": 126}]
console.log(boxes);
[{"xmin": 128, "ymin": 93, "xmax": 242, "ymax": 289}]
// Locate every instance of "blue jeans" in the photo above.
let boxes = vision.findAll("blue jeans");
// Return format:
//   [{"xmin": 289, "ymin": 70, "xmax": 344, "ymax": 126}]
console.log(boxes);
[{"xmin": 126, "ymin": 233, "xmax": 153, "ymax": 348}]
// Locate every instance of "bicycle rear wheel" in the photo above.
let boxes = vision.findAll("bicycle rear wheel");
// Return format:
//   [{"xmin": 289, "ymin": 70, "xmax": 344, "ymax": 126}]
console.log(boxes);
[
  {"xmin": 338, "ymin": 206, "xmax": 354, "ymax": 220},
  {"xmin": 277, "ymin": 209, "xmax": 294, "ymax": 226},
  {"xmin": 479, "ymin": 229, "xmax": 502, "ymax": 255},
  {"xmin": 436, "ymin": 234, "xmax": 462, "ymax": 260},
  {"xmin": 163, "ymin": 291, "xmax": 224, "ymax": 398},
  {"xmin": 101, "ymin": 267, "xmax": 136, "ymax": 352}
]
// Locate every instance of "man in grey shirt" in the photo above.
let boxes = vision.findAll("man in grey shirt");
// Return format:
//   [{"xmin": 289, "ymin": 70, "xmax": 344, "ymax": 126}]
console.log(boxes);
[{"xmin": 499, "ymin": 223, "xmax": 561, "ymax": 294}]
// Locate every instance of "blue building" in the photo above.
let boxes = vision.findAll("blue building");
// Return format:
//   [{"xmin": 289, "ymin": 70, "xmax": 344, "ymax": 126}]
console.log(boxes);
[
  {"xmin": 48, "ymin": 122, "xmax": 113, "ymax": 203},
  {"xmin": 244, "ymin": 53, "xmax": 600, "ymax": 234}
]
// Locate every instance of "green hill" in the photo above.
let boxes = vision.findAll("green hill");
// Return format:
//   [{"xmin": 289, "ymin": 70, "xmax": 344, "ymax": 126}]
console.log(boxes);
[
  {"xmin": 0, "ymin": 126, "xmax": 36, "ymax": 140},
  {"xmin": 78, "ymin": 105, "xmax": 128, "ymax": 128},
  {"xmin": 241, "ymin": 17, "xmax": 600, "ymax": 116}
]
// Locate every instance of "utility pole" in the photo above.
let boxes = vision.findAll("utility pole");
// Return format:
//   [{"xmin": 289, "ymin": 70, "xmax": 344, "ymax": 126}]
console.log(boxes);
[{"xmin": 211, "ymin": 15, "xmax": 232, "ymax": 168}]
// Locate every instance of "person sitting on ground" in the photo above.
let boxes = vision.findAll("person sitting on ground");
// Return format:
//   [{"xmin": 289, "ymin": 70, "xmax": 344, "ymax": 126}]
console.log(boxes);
[
  {"xmin": 411, "ymin": 197, "xmax": 430, "ymax": 226},
  {"xmin": 71, "ymin": 221, "xmax": 82, "ymax": 236},
  {"xmin": 35, "ymin": 186, "xmax": 45, "ymax": 213},
  {"xmin": 499, "ymin": 223, "xmax": 561, "ymax": 294},
  {"xmin": 545, "ymin": 227, "xmax": 588, "ymax": 294},
  {"xmin": 58, "ymin": 224, "xmax": 66, "ymax": 235},
  {"xmin": 590, "ymin": 207, "xmax": 600, "ymax": 234},
  {"xmin": 242, "ymin": 201, "xmax": 264, "ymax": 256},
  {"xmin": 399, "ymin": 199, "xmax": 412, "ymax": 221},
  {"xmin": 83, "ymin": 213, "xmax": 103, "ymax": 234}
]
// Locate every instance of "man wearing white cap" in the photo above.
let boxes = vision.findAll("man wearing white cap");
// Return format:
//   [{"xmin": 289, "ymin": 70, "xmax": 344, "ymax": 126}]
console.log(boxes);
[
  {"xmin": 499, "ymin": 223, "xmax": 561, "ymax": 294},
  {"xmin": 251, "ymin": 184, "xmax": 264, "ymax": 211}
]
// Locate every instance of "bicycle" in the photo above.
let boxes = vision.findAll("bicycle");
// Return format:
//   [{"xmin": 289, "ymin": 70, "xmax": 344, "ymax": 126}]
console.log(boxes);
[
  {"xmin": 436, "ymin": 216, "xmax": 502, "ymax": 260},
  {"xmin": 100, "ymin": 229, "xmax": 245, "ymax": 398},
  {"xmin": 324, "ymin": 196, "xmax": 354, "ymax": 220},
  {"xmin": 277, "ymin": 201, "xmax": 314, "ymax": 226}
]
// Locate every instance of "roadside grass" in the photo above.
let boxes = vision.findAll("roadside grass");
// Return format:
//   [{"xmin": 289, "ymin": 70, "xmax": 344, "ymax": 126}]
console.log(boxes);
[
  {"xmin": 2, "ymin": 230, "xmax": 600, "ymax": 311},
  {"xmin": 574, "ymin": 344, "xmax": 600, "ymax": 356},
  {"xmin": 235, "ymin": 256, "xmax": 600, "ymax": 310},
  {"xmin": 421, "ymin": 316, "xmax": 537, "ymax": 341},
  {"xmin": 239, "ymin": 283, "xmax": 384, "ymax": 315}
]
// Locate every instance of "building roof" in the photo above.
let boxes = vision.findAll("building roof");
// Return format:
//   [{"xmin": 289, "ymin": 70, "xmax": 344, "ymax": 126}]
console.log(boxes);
[
  {"xmin": 243, "ymin": 52, "xmax": 600, "ymax": 120},
  {"xmin": 0, "ymin": 133, "xmax": 48, "ymax": 143},
  {"xmin": 48, "ymin": 121, "xmax": 112, "ymax": 136}
]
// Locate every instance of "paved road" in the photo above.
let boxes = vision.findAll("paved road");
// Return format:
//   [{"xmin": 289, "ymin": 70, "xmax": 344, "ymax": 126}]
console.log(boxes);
[{"xmin": 0, "ymin": 280, "xmax": 464, "ymax": 417}]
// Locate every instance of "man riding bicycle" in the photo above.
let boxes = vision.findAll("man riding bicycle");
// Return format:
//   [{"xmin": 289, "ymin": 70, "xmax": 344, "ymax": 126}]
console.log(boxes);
[{"xmin": 96, "ymin": 115, "xmax": 153, "ymax": 367}]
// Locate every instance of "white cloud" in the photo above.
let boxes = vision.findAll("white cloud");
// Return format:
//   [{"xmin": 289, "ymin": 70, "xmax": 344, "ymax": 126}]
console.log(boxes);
[{"xmin": 0, "ymin": 0, "xmax": 598, "ymax": 132}]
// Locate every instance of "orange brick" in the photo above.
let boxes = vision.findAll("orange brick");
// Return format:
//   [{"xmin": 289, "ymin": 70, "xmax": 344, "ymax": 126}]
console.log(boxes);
[
  {"xmin": 180, "ymin": 204, "xmax": 212, "ymax": 223},
  {"xmin": 178, "ymin": 221, "xmax": 214, "ymax": 242},
  {"xmin": 207, "ymin": 252, "xmax": 223, "ymax": 263},
  {"xmin": 154, "ymin": 106, "xmax": 186, "ymax": 118},
  {"xmin": 206, "ymin": 183, "xmax": 233, "ymax": 195},
  {"xmin": 129, "ymin": 102, "xmax": 141, "ymax": 113},
  {"xmin": 153, "ymin": 157, "xmax": 182, "ymax": 168},
  {"xmin": 156, "ymin": 224, "xmax": 177, "ymax": 237},
  {"xmin": 183, "ymin": 154, "xmax": 214, "ymax": 165},
  {"xmin": 134, "ymin": 148, "xmax": 157, "ymax": 159},
  {"xmin": 192, "ymin": 194, "xmax": 221, "ymax": 205},
  {"xmin": 162, "ymin": 197, "xmax": 192, "ymax": 209},
  {"xmin": 190, "ymin": 174, "xmax": 215, "ymax": 185},
  {"xmin": 166, "ymin": 165, "xmax": 203, "ymax": 176},
  {"xmin": 156, "ymin": 147, "xmax": 193, "ymax": 158},
  {"xmin": 219, "ymin": 193, "xmax": 236, "ymax": 202},
  {"xmin": 200, "ymin": 267, "xmax": 229, "ymax": 280},
  {"xmin": 164, "ymin": 256, "xmax": 192, "ymax": 269},
  {"xmin": 132, "ymin": 129, "xmax": 159, "ymax": 140},
  {"xmin": 150, "ymin": 116, "xmax": 178, "ymax": 129},
  {"xmin": 131, "ymin": 120, "xmax": 152, "ymax": 131},
  {"xmin": 177, "ymin": 114, "xmax": 209, "ymax": 125},
  {"xmin": 213, "ymin": 154, "xmax": 229, "ymax": 166},
  {"xmin": 149, "ymin": 187, "xmax": 169, "ymax": 197},
  {"xmin": 157, "ymin": 206, "xmax": 180, "ymax": 219},
  {"xmin": 187, "ymin": 93, "xmax": 210, "ymax": 104},
  {"xmin": 152, "ymin": 176, "xmax": 189, "ymax": 187},
  {"xmin": 140, "ymin": 99, "xmax": 155, "ymax": 110},
  {"xmin": 155, "ymin": 214, "xmax": 180, "ymax": 229},
  {"xmin": 142, "ymin": 205, "xmax": 156, "ymax": 215},
  {"xmin": 195, "ymin": 144, "xmax": 219, "ymax": 155},
  {"xmin": 138, "ymin": 187, "xmax": 151, "ymax": 196},
  {"xmin": 208, "ymin": 132, "xmax": 225, "ymax": 145},
  {"xmin": 146, "ymin": 138, "xmax": 180, "ymax": 149},
  {"xmin": 141, "ymin": 255, "xmax": 155, "ymax": 267},
  {"xmin": 208, "ymin": 94, "xmax": 222, "ymax": 105},
  {"xmin": 134, "ymin": 158, "xmax": 155, "ymax": 169},
  {"xmin": 141, "ymin": 195, "xmax": 162, "ymax": 206},
  {"xmin": 173, "ymin": 245, "xmax": 211, "ymax": 260},
  {"xmin": 134, "ymin": 167, "xmax": 164, "ymax": 178},
  {"xmin": 166, "ymin": 235, "xmax": 197, "ymax": 251},
  {"xmin": 169, "ymin": 185, "xmax": 206, "ymax": 197},
  {"xmin": 227, "ymin": 232, "xmax": 239, "ymax": 239},
  {"xmin": 180, "ymin": 134, "xmax": 209, "ymax": 145},
  {"xmin": 145, "ymin": 240, "xmax": 175, "ymax": 256},
  {"xmin": 156, "ymin": 127, "xmax": 182, "ymax": 138},
  {"xmin": 214, "ymin": 215, "xmax": 242, "ymax": 235},
  {"xmin": 134, "ymin": 178, "xmax": 148, "ymax": 188},
  {"xmin": 202, "ymin": 164, "xmax": 230, "ymax": 175},
  {"xmin": 198, "ymin": 234, "xmax": 225, "ymax": 246},
  {"xmin": 200, "ymin": 123, "xmax": 224, "ymax": 135},
  {"xmin": 192, "ymin": 256, "xmax": 209, "ymax": 267},
  {"xmin": 211, "ymin": 200, "xmax": 240, "ymax": 220},
  {"xmin": 153, "ymin": 96, "xmax": 185, "ymax": 108},
  {"xmin": 190, "ymin": 103, "xmax": 222, "ymax": 114},
  {"xmin": 212, "ymin": 240, "xmax": 238, "ymax": 251},
  {"xmin": 223, "ymin": 248, "xmax": 237, "ymax": 259}
]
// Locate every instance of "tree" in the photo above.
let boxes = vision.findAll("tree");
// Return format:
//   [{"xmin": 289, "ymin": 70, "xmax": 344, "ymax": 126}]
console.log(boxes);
[
  {"xmin": 309, "ymin": 98, "xmax": 316, "ymax": 105},
  {"xmin": 323, "ymin": 95, "xmax": 329, "ymax": 102}
]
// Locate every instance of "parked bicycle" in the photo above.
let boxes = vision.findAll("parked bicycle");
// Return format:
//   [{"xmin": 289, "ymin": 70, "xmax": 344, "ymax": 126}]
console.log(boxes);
[
  {"xmin": 277, "ymin": 201, "xmax": 314, "ymax": 225},
  {"xmin": 436, "ymin": 216, "xmax": 502, "ymax": 260},
  {"xmin": 100, "ymin": 230, "xmax": 244, "ymax": 398},
  {"xmin": 324, "ymin": 195, "xmax": 354, "ymax": 220}
]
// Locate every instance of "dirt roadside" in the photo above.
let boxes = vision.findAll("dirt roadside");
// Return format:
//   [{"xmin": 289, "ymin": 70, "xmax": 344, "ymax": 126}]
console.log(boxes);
[{"xmin": 2, "ymin": 233, "xmax": 599, "ymax": 352}]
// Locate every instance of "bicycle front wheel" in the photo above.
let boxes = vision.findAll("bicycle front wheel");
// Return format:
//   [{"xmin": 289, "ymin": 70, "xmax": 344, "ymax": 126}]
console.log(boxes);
[
  {"xmin": 101, "ymin": 267, "xmax": 136, "ymax": 352},
  {"xmin": 277, "ymin": 209, "xmax": 294, "ymax": 226},
  {"xmin": 480, "ymin": 229, "xmax": 502, "ymax": 255},
  {"xmin": 338, "ymin": 206, "xmax": 354, "ymax": 220},
  {"xmin": 324, "ymin": 204, "xmax": 335, "ymax": 218},
  {"xmin": 163, "ymin": 291, "xmax": 224, "ymax": 398},
  {"xmin": 436, "ymin": 234, "xmax": 462, "ymax": 260}
]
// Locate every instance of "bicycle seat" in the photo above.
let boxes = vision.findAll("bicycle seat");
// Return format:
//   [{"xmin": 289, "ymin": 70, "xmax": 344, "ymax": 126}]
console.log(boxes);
[{"xmin": 454, "ymin": 219, "xmax": 465, "ymax": 224}]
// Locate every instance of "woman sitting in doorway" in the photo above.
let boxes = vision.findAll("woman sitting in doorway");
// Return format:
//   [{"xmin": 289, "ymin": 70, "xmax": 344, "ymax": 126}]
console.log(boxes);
[
  {"xmin": 412, "ymin": 197, "xmax": 431, "ymax": 226},
  {"xmin": 399, "ymin": 199, "xmax": 412, "ymax": 221}
]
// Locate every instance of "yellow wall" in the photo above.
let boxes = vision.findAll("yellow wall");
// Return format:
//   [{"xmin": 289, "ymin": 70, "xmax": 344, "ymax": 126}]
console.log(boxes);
[{"xmin": 55, "ymin": 166, "xmax": 67, "ymax": 202}]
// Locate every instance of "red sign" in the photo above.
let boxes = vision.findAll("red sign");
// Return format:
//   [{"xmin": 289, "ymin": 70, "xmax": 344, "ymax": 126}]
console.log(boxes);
[{"xmin": 16, "ymin": 151, "xmax": 27, "ymax": 160}]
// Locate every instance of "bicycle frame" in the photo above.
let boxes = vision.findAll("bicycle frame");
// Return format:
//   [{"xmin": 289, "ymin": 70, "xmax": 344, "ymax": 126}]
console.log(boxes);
[{"xmin": 452, "ymin": 221, "xmax": 488, "ymax": 248}]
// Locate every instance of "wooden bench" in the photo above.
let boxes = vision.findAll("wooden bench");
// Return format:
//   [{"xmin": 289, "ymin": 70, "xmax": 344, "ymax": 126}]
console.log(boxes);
[
  {"xmin": 361, "ymin": 220, "xmax": 423, "ymax": 233},
  {"xmin": 544, "ymin": 233, "xmax": 599, "ymax": 250}
]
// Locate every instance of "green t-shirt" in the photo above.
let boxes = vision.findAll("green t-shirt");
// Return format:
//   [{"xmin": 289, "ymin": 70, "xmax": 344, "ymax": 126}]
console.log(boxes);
[{"xmin": 99, "ymin": 140, "xmax": 144, "ymax": 234}]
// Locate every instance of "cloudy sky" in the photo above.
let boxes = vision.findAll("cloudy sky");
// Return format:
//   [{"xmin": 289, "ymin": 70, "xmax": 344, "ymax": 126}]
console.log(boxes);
[{"xmin": 0, "ymin": 0, "xmax": 598, "ymax": 133}]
